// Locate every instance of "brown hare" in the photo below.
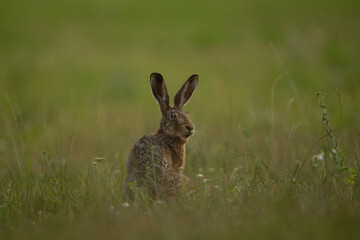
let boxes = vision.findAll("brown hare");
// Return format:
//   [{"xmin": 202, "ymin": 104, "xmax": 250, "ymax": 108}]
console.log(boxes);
[{"xmin": 123, "ymin": 73, "xmax": 199, "ymax": 201}]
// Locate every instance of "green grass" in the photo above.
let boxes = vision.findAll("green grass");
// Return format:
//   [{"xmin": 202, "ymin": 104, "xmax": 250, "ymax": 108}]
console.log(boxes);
[{"xmin": 1, "ymin": 0, "xmax": 360, "ymax": 239}]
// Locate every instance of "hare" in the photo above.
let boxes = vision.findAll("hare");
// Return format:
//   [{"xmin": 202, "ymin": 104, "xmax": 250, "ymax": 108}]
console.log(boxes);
[{"xmin": 123, "ymin": 73, "xmax": 199, "ymax": 201}]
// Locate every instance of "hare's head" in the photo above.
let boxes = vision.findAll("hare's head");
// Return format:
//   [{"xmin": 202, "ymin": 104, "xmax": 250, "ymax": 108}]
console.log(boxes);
[{"xmin": 150, "ymin": 72, "xmax": 198, "ymax": 142}]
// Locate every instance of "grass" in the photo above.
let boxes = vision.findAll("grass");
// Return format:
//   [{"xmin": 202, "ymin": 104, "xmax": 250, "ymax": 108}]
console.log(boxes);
[{"xmin": 1, "ymin": 0, "xmax": 360, "ymax": 239}]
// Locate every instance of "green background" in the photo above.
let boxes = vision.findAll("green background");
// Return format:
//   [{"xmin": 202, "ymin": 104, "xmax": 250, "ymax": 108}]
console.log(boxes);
[{"xmin": 1, "ymin": 0, "xmax": 360, "ymax": 239}]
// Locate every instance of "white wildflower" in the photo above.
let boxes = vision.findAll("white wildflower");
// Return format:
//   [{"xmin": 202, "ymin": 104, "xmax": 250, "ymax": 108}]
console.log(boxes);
[
  {"xmin": 312, "ymin": 151, "xmax": 324, "ymax": 161},
  {"xmin": 122, "ymin": 202, "xmax": 130, "ymax": 208},
  {"xmin": 312, "ymin": 150, "xmax": 325, "ymax": 168},
  {"xmin": 196, "ymin": 173, "xmax": 204, "ymax": 178},
  {"xmin": 93, "ymin": 157, "xmax": 105, "ymax": 165}
]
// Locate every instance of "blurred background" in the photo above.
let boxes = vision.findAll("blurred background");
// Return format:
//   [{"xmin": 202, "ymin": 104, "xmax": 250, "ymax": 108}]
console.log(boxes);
[
  {"xmin": 0, "ymin": 0, "xmax": 360, "ymax": 177},
  {"xmin": 1, "ymin": 1, "xmax": 360, "ymax": 239}
]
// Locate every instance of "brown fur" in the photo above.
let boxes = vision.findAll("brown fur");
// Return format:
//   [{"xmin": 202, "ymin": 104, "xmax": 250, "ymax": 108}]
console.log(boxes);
[{"xmin": 123, "ymin": 73, "xmax": 198, "ymax": 200}]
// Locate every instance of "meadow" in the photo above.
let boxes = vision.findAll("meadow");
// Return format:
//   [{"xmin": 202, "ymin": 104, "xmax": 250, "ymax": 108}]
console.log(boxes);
[{"xmin": 1, "ymin": 0, "xmax": 360, "ymax": 239}]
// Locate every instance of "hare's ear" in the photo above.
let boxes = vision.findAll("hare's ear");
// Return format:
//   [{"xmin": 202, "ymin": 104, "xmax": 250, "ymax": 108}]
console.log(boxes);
[
  {"xmin": 150, "ymin": 72, "xmax": 170, "ymax": 114},
  {"xmin": 174, "ymin": 74, "xmax": 199, "ymax": 109}
]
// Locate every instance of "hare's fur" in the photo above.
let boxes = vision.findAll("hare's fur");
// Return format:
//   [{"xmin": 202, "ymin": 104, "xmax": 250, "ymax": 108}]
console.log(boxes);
[{"xmin": 123, "ymin": 73, "xmax": 198, "ymax": 200}]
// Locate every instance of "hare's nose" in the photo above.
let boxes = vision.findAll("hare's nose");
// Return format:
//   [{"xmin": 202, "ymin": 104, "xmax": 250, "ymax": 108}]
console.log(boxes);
[{"xmin": 186, "ymin": 125, "xmax": 194, "ymax": 133}]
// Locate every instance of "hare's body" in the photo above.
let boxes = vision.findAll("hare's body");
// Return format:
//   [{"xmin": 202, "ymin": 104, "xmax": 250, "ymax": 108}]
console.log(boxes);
[
  {"xmin": 123, "ymin": 133, "xmax": 185, "ymax": 199},
  {"xmin": 123, "ymin": 73, "xmax": 198, "ymax": 200}
]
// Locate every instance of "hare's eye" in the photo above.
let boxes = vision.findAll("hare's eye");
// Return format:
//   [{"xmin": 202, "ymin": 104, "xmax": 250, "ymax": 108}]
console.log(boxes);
[{"xmin": 170, "ymin": 111, "xmax": 176, "ymax": 119}]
